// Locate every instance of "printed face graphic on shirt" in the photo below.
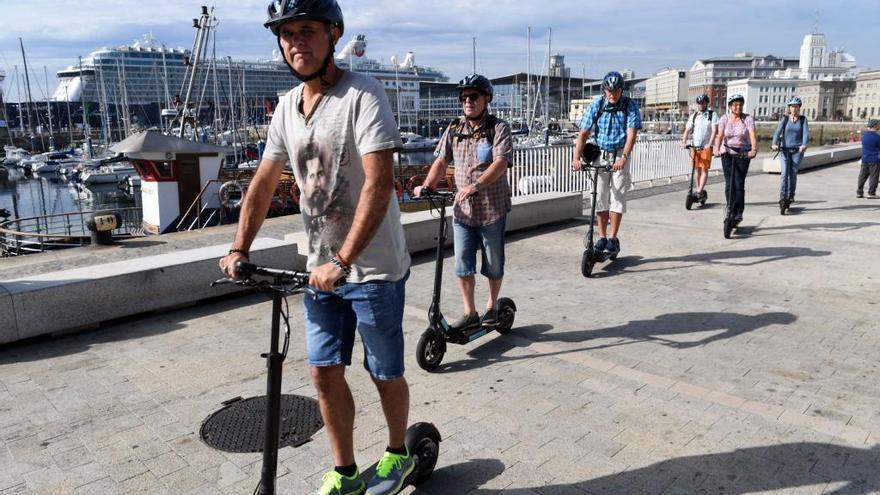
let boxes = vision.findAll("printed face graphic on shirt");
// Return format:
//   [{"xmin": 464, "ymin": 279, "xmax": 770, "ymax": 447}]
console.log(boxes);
[{"xmin": 296, "ymin": 140, "xmax": 335, "ymax": 217}]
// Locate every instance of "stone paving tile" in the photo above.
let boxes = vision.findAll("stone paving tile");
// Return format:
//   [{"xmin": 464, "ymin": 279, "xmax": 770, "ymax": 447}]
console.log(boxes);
[{"xmin": 2, "ymin": 162, "xmax": 880, "ymax": 493}]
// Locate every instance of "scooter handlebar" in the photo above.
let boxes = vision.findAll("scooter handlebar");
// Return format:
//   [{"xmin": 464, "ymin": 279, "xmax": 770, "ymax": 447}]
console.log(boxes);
[
  {"xmin": 418, "ymin": 187, "xmax": 455, "ymax": 199},
  {"xmin": 579, "ymin": 159, "xmax": 612, "ymax": 172}
]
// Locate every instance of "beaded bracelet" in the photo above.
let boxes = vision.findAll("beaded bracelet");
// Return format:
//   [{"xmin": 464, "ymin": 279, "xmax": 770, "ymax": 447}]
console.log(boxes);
[{"xmin": 330, "ymin": 256, "xmax": 352, "ymax": 277}]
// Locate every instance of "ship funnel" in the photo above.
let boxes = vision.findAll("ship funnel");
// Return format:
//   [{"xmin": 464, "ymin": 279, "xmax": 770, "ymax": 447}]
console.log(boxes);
[
  {"xmin": 400, "ymin": 52, "xmax": 415, "ymax": 69},
  {"xmin": 335, "ymin": 34, "xmax": 367, "ymax": 60}
]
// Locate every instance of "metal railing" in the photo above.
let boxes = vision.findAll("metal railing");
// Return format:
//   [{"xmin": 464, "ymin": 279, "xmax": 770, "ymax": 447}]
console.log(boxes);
[
  {"xmin": 0, "ymin": 208, "xmax": 143, "ymax": 257},
  {"xmin": 508, "ymin": 136, "xmax": 721, "ymax": 198}
]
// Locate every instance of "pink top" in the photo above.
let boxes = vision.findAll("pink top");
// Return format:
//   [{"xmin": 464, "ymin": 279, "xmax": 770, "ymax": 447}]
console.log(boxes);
[{"xmin": 717, "ymin": 113, "xmax": 755, "ymax": 153}]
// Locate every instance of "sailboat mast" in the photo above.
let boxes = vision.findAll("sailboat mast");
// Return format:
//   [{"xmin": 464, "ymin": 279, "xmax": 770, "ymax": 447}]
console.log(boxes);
[
  {"xmin": 43, "ymin": 66, "xmax": 55, "ymax": 150},
  {"xmin": 546, "ymin": 28, "xmax": 551, "ymax": 131},
  {"xmin": 227, "ymin": 56, "xmax": 238, "ymax": 163},
  {"xmin": 19, "ymin": 39, "xmax": 36, "ymax": 146},
  {"xmin": 527, "ymin": 27, "xmax": 531, "ymax": 134}
]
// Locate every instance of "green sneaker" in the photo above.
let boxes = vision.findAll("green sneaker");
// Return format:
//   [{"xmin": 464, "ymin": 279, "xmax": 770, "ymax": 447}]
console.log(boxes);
[
  {"xmin": 319, "ymin": 470, "xmax": 365, "ymax": 495},
  {"xmin": 366, "ymin": 449, "xmax": 415, "ymax": 495}
]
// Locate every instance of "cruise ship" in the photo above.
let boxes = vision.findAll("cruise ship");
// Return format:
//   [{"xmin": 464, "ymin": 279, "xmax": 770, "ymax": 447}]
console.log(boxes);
[{"xmin": 52, "ymin": 33, "xmax": 448, "ymax": 130}]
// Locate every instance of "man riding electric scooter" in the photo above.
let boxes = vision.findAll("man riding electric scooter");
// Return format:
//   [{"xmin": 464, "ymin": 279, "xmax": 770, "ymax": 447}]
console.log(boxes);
[
  {"xmin": 681, "ymin": 94, "xmax": 718, "ymax": 208},
  {"xmin": 414, "ymin": 74, "xmax": 514, "ymax": 334},
  {"xmin": 571, "ymin": 71, "xmax": 642, "ymax": 259},
  {"xmin": 219, "ymin": 2, "xmax": 416, "ymax": 493}
]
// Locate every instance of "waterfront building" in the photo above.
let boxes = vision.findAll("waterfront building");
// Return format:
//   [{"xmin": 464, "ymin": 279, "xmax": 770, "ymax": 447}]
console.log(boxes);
[
  {"xmin": 688, "ymin": 53, "xmax": 799, "ymax": 113},
  {"xmin": 798, "ymin": 33, "xmax": 857, "ymax": 82},
  {"xmin": 725, "ymin": 78, "xmax": 801, "ymax": 120},
  {"xmin": 852, "ymin": 69, "xmax": 880, "ymax": 120},
  {"xmin": 644, "ymin": 69, "xmax": 689, "ymax": 121},
  {"xmin": 798, "ymin": 80, "xmax": 856, "ymax": 121}
]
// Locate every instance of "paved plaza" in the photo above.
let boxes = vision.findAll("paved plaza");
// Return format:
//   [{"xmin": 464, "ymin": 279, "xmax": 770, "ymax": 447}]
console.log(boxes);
[{"xmin": 1, "ymin": 160, "xmax": 878, "ymax": 494}]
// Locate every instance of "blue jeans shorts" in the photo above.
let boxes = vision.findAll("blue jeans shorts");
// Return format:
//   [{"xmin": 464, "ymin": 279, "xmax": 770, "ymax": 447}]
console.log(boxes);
[
  {"xmin": 302, "ymin": 270, "xmax": 409, "ymax": 380},
  {"xmin": 453, "ymin": 217, "xmax": 506, "ymax": 279}
]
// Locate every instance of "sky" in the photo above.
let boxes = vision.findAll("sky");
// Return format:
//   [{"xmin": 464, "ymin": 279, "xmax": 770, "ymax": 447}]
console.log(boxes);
[{"xmin": 1, "ymin": 0, "xmax": 878, "ymax": 101}]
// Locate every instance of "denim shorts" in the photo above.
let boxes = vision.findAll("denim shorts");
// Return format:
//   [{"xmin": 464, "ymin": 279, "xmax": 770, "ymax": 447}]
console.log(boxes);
[
  {"xmin": 302, "ymin": 270, "xmax": 409, "ymax": 380},
  {"xmin": 453, "ymin": 217, "xmax": 506, "ymax": 279}
]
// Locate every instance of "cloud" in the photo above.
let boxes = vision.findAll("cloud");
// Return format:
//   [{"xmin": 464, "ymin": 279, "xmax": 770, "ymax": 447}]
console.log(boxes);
[{"xmin": 1, "ymin": 0, "xmax": 877, "ymax": 99}]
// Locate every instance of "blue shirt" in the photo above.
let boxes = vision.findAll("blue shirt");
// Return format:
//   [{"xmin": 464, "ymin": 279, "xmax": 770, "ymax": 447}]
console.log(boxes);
[
  {"xmin": 772, "ymin": 116, "xmax": 810, "ymax": 148},
  {"xmin": 863, "ymin": 130, "xmax": 880, "ymax": 165},
  {"xmin": 578, "ymin": 97, "xmax": 642, "ymax": 151}
]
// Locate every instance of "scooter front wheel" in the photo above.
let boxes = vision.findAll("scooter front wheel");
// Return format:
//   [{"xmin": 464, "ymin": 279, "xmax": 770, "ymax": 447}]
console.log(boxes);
[
  {"xmin": 685, "ymin": 194, "xmax": 694, "ymax": 210},
  {"xmin": 723, "ymin": 217, "xmax": 733, "ymax": 239},
  {"xmin": 405, "ymin": 422, "xmax": 441, "ymax": 485},
  {"xmin": 581, "ymin": 247, "xmax": 596, "ymax": 277},
  {"xmin": 495, "ymin": 298, "xmax": 517, "ymax": 334},
  {"xmin": 416, "ymin": 329, "xmax": 445, "ymax": 372}
]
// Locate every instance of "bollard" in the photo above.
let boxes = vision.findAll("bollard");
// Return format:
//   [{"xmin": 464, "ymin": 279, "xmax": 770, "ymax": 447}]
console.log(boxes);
[{"xmin": 86, "ymin": 210, "xmax": 122, "ymax": 246}]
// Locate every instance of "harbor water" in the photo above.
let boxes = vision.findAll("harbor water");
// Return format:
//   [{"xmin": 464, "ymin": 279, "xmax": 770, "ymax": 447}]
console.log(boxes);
[{"xmin": 0, "ymin": 168, "xmax": 140, "ymax": 224}]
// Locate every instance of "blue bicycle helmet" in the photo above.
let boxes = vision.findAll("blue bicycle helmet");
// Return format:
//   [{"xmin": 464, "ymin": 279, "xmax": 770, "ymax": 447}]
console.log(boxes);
[
  {"xmin": 788, "ymin": 96, "xmax": 803, "ymax": 107},
  {"xmin": 695, "ymin": 94, "xmax": 710, "ymax": 104},
  {"xmin": 602, "ymin": 71, "xmax": 625, "ymax": 92},
  {"xmin": 727, "ymin": 93, "xmax": 745, "ymax": 105}
]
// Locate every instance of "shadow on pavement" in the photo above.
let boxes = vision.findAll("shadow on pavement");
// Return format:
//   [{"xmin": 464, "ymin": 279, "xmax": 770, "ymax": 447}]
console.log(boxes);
[
  {"xmin": 436, "ymin": 311, "xmax": 795, "ymax": 373},
  {"xmin": 751, "ymin": 222, "xmax": 880, "ymax": 236},
  {"xmin": 594, "ymin": 246, "xmax": 831, "ymax": 277},
  {"xmin": 413, "ymin": 443, "xmax": 880, "ymax": 494}
]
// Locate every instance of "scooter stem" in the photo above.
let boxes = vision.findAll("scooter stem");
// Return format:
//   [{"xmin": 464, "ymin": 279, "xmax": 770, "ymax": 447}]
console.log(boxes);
[
  {"xmin": 429, "ymin": 200, "xmax": 447, "ymax": 327},
  {"xmin": 257, "ymin": 284, "xmax": 285, "ymax": 495}
]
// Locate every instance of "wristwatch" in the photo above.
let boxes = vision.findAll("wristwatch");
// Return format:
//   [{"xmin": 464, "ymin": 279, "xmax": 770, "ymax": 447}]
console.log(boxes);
[{"xmin": 474, "ymin": 181, "xmax": 482, "ymax": 193}]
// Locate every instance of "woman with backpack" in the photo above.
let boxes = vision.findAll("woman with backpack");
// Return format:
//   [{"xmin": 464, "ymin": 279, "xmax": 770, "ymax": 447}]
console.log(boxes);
[
  {"xmin": 713, "ymin": 94, "xmax": 758, "ymax": 229},
  {"xmin": 771, "ymin": 97, "xmax": 810, "ymax": 211}
]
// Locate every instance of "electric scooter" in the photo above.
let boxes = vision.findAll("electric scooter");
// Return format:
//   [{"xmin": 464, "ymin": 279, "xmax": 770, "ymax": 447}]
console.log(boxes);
[
  {"xmin": 722, "ymin": 149, "xmax": 748, "ymax": 239},
  {"xmin": 778, "ymin": 147, "xmax": 798, "ymax": 215},
  {"xmin": 685, "ymin": 145, "xmax": 708, "ymax": 210},
  {"xmin": 207, "ymin": 262, "xmax": 441, "ymax": 494},
  {"xmin": 414, "ymin": 188, "xmax": 517, "ymax": 372},
  {"xmin": 580, "ymin": 157, "xmax": 616, "ymax": 277}
]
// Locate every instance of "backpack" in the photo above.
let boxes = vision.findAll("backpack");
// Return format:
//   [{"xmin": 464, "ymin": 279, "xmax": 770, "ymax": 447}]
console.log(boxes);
[
  {"xmin": 688, "ymin": 109, "xmax": 714, "ymax": 143},
  {"xmin": 451, "ymin": 114, "xmax": 498, "ymax": 144},
  {"xmin": 591, "ymin": 96, "xmax": 631, "ymax": 137},
  {"xmin": 780, "ymin": 115, "xmax": 806, "ymax": 146}
]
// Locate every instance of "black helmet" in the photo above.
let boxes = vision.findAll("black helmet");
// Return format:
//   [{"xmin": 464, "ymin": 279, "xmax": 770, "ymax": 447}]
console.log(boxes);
[
  {"xmin": 602, "ymin": 71, "xmax": 624, "ymax": 92},
  {"xmin": 581, "ymin": 142, "xmax": 601, "ymax": 166},
  {"xmin": 695, "ymin": 94, "xmax": 710, "ymax": 104},
  {"xmin": 457, "ymin": 74, "xmax": 494, "ymax": 102},
  {"xmin": 265, "ymin": 0, "xmax": 344, "ymax": 36}
]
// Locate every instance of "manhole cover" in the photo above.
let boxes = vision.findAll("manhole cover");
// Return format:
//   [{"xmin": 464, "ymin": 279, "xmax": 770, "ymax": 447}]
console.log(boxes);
[{"xmin": 200, "ymin": 395, "xmax": 324, "ymax": 453}]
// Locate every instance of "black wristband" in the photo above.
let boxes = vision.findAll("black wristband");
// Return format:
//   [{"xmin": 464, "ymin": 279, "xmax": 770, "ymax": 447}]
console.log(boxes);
[{"xmin": 229, "ymin": 248, "xmax": 249, "ymax": 258}]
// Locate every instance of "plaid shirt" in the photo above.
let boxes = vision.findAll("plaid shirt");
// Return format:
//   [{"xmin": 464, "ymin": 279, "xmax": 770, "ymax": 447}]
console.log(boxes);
[
  {"xmin": 434, "ymin": 113, "xmax": 513, "ymax": 226},
  {"xmin": 578, "ymin": 97, "xmax": 642, "ymax": 151}
]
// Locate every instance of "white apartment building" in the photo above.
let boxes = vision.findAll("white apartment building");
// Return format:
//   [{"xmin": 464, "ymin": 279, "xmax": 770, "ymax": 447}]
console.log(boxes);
[
  {"xmin": 726, "ymin": 78, "xmax": 801, "ymax": 120},
  {"xmin": 644, "ymin": 69, "xmax": 689, "ymax": 119}
]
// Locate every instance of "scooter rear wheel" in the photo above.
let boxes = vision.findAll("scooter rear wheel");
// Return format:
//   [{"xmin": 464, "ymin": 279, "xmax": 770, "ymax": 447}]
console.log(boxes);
[
  {"xmin": 405, "ymin": 423, "xmax": 441, "ymax": 485},
  {"xmin": 416, "ymin": 329, "xmax": 445, "ymax": 372},
  {"xmin": 495, "ymin": 298, "xmax": 516, "ymax": 334},
  {"xmin": 581, "ymin": 247, "xmax": 596, "ymax": 277}
]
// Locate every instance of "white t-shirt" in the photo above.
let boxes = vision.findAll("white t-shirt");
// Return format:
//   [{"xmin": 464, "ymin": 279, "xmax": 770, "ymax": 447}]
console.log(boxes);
[
  {"xmin": 686, "ymin": 110, "xmax": 719, "ymax": 148},
  {"xmin": 263, "ymin": 71, "xmax": 409, "ymax": 283}
]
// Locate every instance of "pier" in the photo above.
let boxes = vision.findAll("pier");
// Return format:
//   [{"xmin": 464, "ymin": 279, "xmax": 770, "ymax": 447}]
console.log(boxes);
[{"xmin": 0, "ymin": 154, "xmax": 877, "ymax": 493}]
